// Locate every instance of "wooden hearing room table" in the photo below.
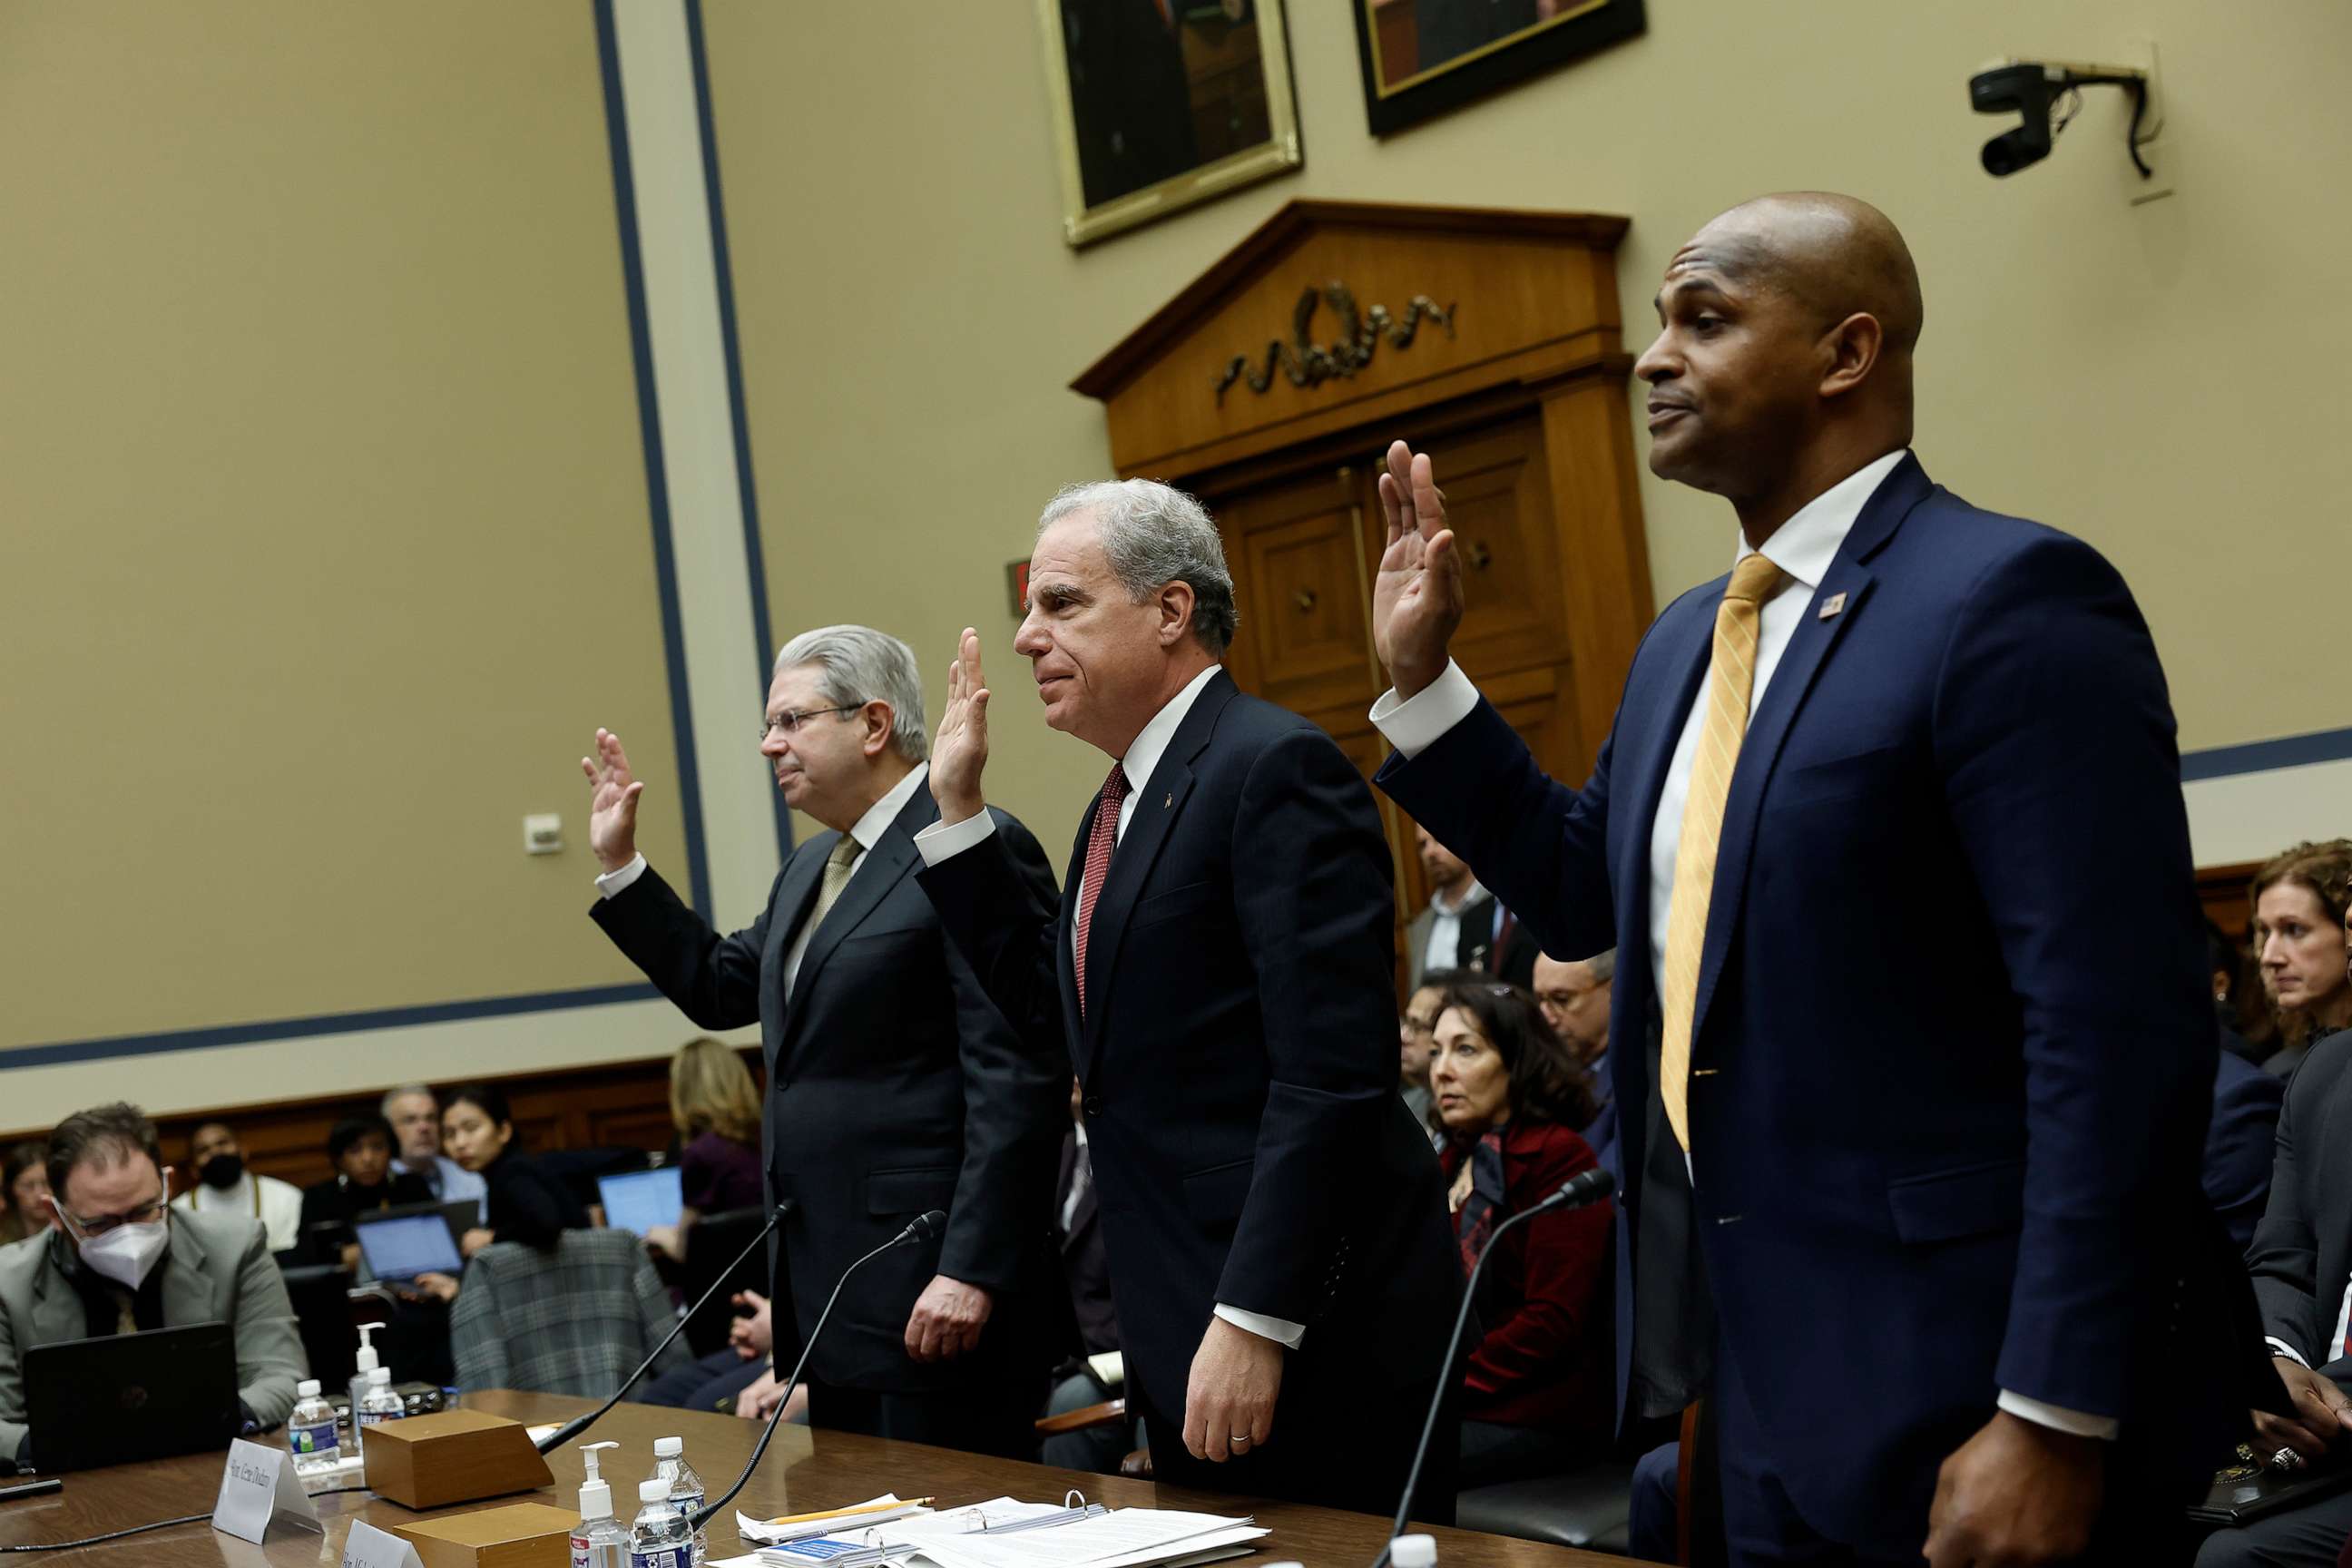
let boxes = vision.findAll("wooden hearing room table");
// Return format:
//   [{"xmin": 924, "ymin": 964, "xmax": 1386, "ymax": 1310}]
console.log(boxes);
[{"xmin": 0, "ymin": 1390, "xmax": 1625, "ymax": 1565}]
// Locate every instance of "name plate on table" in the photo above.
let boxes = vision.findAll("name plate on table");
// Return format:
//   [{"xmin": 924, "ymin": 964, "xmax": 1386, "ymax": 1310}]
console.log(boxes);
[
  {"xmin": 344, "ymin": 1519, "xmax": 428, "ymax": 1568},
  {"xmin": 211, "ymin": 1437, "xmax": 324, "ymax": 1544}
]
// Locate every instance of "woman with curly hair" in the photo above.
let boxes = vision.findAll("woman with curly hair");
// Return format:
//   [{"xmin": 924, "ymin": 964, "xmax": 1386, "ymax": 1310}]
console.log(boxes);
[{"xmin": 2250, "ymin": 840, "xmax": 2352, "ymax": 1079}]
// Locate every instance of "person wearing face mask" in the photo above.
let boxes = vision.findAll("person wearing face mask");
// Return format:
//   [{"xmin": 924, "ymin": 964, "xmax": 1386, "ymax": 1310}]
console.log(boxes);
[
  {"xmin": 0, "ymin": 1102, "xmax": 306, "ymax": 1468},
  {"xmin": 169, "ymin": 1121, "xmax": 304, "ymax": 1253}
]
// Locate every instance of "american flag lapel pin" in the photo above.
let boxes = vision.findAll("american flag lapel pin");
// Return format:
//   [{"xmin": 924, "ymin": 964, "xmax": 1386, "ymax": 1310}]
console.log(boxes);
[{"xmin": 1818, "ymin": 592, "xmax": 1847, "ymax": 621}]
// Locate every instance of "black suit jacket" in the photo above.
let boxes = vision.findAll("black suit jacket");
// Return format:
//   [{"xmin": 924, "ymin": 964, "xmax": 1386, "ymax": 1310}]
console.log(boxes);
[
  {"xmin": 2249, "ymin": 1034, "xmax": 2352, "ymax": 1363},
  {"xmin": 591, "ymin": 785, "xmax": 1065, "ymax": 1392},
  {"xmin": 916, "ymin": 670, "xmax": 1459, "ymax": 1429}
]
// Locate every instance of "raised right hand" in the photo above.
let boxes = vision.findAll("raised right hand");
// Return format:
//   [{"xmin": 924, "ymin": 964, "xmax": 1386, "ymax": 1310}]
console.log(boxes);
[
  {"xmin": 1371, "ymin": 439, "xmax": 1465, "ymax": 699},
  {"xmin": 929, "ymin": 627, "xmax": 993, "ymax": 827},
  {"xmin": 580, "ymin": 727, "xmax": 646, "ymax": 873},
  {"xmin": 2255, "ymin": 1358, "xmax": 2352, "ymax": 1461}
]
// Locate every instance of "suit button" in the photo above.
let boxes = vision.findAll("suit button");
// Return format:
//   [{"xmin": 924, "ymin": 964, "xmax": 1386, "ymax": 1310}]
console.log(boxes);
[{"xmin": 1083, "ymin": 1095, "xmax": 1103, "ymax": 1117}]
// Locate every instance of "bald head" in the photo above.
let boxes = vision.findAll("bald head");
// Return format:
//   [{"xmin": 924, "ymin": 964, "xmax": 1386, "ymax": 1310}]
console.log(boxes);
[{"xmin": 1694, "ymin": 192, "xmax": 1922, "ymax": 360}]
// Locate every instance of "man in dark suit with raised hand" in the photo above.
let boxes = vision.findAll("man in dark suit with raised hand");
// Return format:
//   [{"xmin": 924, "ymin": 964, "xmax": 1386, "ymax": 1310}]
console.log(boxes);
[
  {"xmin": 582, "ymin": 623, "xmax": 1064, "ymax": 1458},
  {"xmin": 1369, "ymin": 193, "xmax": 2251, "ymax": 1563},
  {"xmin": 912, "ymin": 480, "xmax": 1460, "ymax": 1518}
]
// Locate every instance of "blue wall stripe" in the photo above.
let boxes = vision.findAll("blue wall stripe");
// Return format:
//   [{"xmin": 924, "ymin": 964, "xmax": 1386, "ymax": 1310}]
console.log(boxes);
[
  {"xmin": 683, "ymin": 0, "xmax": 792, "ymax": 862},
  {"xmin": 2181, "ymin": 725, "xmax": 2352, "ymax": 785},
  {"xmin": 593, "ymin": 0, "xmax": 714, "ymax": 916},
  {"xmin": 0, "ymin": 985, "xmax": 662, "ymax": 1071}
]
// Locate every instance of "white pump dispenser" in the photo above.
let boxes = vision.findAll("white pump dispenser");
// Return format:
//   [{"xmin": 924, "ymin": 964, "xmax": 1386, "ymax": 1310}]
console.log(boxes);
[{"xmin": 572, "ymin": 1442, "xmax": 626, "ymax": 1568}]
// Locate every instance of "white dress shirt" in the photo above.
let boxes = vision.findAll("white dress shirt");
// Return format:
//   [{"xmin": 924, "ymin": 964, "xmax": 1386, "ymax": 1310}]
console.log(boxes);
[
  {"xmin": 914, "ymin": 663, "xmax": 1308, "ymax": 1350},
  {"xmin": 173, "ymin": 1171, "xmax": 305, "ymax": 1252},
  {"xmin": 1367, "ymin": 449, "xmax": 2114, "ymax": 1442},
  {"xmin": 1421, "ymin": 877, "xmax": 1488, "ymax": 979},
  {"xmin": 597, "ymin": 764, "xmax": 929, "ymax": 1004}
]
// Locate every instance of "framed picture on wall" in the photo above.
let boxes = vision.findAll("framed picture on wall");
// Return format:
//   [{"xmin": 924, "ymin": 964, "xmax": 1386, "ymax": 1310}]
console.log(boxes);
[
  {"xmin": 1351, "ymin": 0, "xmax": 1644, "ymax": 136},
  {"xmin": 1037, "ymin": 0, "xmax": 1303, "ymax": 247}
]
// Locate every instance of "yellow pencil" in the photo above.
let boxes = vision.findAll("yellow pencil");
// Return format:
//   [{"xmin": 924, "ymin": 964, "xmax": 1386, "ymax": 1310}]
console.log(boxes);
[{"xmin": 761, "ymin": 1497, "xmax": 936, "ymax": 1527}]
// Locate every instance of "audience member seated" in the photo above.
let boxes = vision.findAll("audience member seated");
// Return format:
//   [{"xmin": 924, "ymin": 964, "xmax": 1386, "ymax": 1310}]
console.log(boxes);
[
  {"xmin": 299, "ymin": 1115, "xmax": 434, "ymax": 1267},
  {"xmin": 444, "ymin": 1083, "xmax": 588, "ymax": 1255},
  {"xmin": 2251, "ymin": 840, "xmax": 2352, "ymax": 1081},
  {"xmin": 0, "ymin": 1143, "xmax": 51, "ymax": 1247},
  {"xmin": 2211, "ymin": 918, "xmax": 2266, "ymax": 1065},
  {"xmin": 0, "ymin": 1103, "xmax": 304, "ymax": 1467},
  {"xmin": 644, "ymin": 1039, "xmax": 765, "ymax": 1265},
  {"xmin": 1400, "ymin": 971, "xmax": 1472, "ymax": 1150},
  {"xmin": 2196, "ymin": 867, "xmax": 2352, "ymax": 1568},
  {"xmin": 1531, "ymin": 949, "xmax": 1617, "ymax": 1173},
  {"xmin": 642, "ymin": 1288, "xmax": 780, "ymax": 1415},
  {"xmin": 1040, "ymin": 1078, "xmax": 1138, "ymax": 1474},
  {"xmin": 1408, "ymin": 828, "xmax": 1536, "ymax": 987},
  {"xmin": 381, "ymin": 1083, "xmax": 489, "ymax": 1210},
  {"xmin": 171, "ymin": 1120, "xmax": 304, "ymax": 1252},
  {"xmin": 1429, "ymin": 982, "xmax": 1612, "ymax": 1488},
  {"xmin": 2210, "ymin": 1036, "xmax": 2287, "ymax": 1255}
]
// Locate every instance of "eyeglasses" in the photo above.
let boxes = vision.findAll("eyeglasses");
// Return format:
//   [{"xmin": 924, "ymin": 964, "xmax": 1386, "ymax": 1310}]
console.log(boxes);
[
  {"xmin": 57, "ymin": 1191, "xmax": 168, "ymax": 1238},
  {"xmin": 759, "ymin": 705, "xmax": 862, "ymax": 743}
]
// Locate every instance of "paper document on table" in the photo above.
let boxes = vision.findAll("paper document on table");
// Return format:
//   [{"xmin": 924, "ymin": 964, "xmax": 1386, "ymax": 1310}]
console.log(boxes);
[
  {"xmin": 903, "ymin": 1509, "xmax": 1264, "ymax": 1568},
  {"xmin": 739, "ymin": 1494, "xmax": 927, "ymax": 1545}
]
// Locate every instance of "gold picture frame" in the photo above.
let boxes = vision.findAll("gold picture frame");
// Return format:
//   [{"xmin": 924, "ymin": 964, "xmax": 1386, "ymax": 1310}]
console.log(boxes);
[{"xmin": 1035, "ymin": 0, "xmax": 1304, "ymax": 248}]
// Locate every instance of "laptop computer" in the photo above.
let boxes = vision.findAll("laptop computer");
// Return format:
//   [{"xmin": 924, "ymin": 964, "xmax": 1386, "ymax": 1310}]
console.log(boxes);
[
  {"xmin": 23, "ymin": 1322, "xmax": 239, "ymax": 1472},
  {"xmin": 597, "ymin": 1166, "xmax": 684, "ymax": 1237},
  {"xmin": 351, "ymin": 1209, "xmax": 465, "ymax": 1282}
]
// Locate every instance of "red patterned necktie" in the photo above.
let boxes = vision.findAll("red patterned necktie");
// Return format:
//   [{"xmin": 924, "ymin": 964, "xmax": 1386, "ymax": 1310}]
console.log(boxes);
[{"xmin": 1074, "ymin": 760, "xmax": 1131, "ymax": 1020}]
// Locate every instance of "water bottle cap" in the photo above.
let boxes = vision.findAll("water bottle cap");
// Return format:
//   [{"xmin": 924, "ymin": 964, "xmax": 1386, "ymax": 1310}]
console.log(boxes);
[
  {"xmin": 653, "ymin": 1436, "xmax": 681, "ymax": 1457},
  {"xmin": 297, "ymin": 1379, "xmax": 320, "ymax": 1397},
  {"xmin": 640, "ymin": 1478, "xmax": 672, "ymax": 1504},
  {"xmin": 1390, "ymin": 1534, "xmax": 1437, "ymax": 1568},
  {"xmin": 369, "ymin": 1367, "xmax": 391, "ymax": 1387}
]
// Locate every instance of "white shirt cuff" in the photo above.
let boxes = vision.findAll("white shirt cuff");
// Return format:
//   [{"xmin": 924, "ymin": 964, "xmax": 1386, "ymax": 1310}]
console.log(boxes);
[
  {"xmin": 912, "ymin": 808, "xmax": 996, "ymax": 867},
  {"xmin": 1214, "ymin": 1304, "xmax": 1305, "ymax": 1350},
  {"xmin": 2268, "ymin": 1337, "xmax": 2311, "ymax": 1369},
  {"xmin": 1996, "ymin": 1389, "xmax": 2119, "ymax": 1441},
  {"xmin": 594, "ymin": 853, "xmax": 649, "ymax": 899},
  {"xmin": 1367, "ymin": 661, "xmax": 1480, "ymax": 760}
]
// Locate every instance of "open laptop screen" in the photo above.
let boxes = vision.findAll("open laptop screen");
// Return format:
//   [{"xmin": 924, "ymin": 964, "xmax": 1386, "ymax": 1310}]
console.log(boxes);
[
  {"xmin": 354, "ymin": 1210, "xmax": 464, "ymax": 1279},
  {"xmin": 597, "ymin": 1166, "xmax": 683, "ymax": 1237}
]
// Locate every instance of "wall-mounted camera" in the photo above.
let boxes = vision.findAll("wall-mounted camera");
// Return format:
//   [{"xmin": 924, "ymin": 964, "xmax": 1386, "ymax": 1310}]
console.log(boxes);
[{"xmin": 1970, "ymin": 58, "xmax": 2153, "ymax": 178}]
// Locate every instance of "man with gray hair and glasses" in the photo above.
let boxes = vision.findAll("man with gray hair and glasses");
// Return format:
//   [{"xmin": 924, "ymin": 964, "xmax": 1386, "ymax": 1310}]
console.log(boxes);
[
  {"xmin": 913, "ymin": 480, "xmax": 1459, "ymax": 1518},
  {"xmin": 581, "ymin": 624, "xmax": 1065, "ymax": 1458}
]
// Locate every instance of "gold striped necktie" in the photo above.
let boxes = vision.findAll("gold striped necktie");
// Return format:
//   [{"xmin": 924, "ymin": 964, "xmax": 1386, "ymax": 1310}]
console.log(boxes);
[
  {"xmin": 808, "ymin": 833, "xmax": 860, "ymax": 933},
  {"xmin": 1658, "ymin": 552, "xmax": 1788, "ymax": 1152}
]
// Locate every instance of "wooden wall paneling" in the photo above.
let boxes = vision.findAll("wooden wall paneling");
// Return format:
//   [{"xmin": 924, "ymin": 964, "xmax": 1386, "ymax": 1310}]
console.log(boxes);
[
  {"xmin": 1537, "ymin": 374, "xmax": 1654, "ymax": 788},
  {"xmin": 1220, "ymin": 466, "xmax": 1377, "ymax": 719}
]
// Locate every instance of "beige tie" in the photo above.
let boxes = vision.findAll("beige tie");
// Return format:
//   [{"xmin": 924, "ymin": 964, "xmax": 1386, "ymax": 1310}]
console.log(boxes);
[
  {"xmin": 1658, "ymin": 553, "xmax": 1787, "ymax": 1152},
  {"xmin": 807, "ymin": 833, "xmax": 861, "ymax": 935}
]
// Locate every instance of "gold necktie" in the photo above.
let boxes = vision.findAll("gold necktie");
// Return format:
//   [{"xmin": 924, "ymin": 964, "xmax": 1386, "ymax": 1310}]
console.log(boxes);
[
  {"xmin": 1658, "ymin": 553, "xmax": 1787, "ymax": 1152},
  {"xmin": 807, "ymin": 834, "xmax": 861, "ymax": 934}
]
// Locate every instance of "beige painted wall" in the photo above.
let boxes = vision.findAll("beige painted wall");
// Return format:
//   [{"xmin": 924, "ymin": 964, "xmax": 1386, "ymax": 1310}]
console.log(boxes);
[
  {"xmin": 0, "ymin": 2, "xmax": 683, "ymax": 1056},
  {"xmin": 704, "ymin": 0, "xmax": 2352, "ymax": 866}
]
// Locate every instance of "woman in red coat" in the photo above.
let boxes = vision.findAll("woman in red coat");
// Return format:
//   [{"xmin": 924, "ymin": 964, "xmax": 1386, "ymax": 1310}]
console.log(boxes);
[{"xmin": 1432, "ymin": 980, "xmax": 1614, "ymax": 1486}]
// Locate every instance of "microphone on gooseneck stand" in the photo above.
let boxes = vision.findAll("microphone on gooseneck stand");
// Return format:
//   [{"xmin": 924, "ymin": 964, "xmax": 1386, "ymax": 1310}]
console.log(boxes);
[
  {"xmin": 1371, "ymin": 1169, "xmax": 1617, "ymax": 1568},
  {"xmin": 689, "ymin": 1210, "xmax": 947, "ymax": 1533},
  {"xmin": 534, "ymin": 1200, "xmax": 799, "ymax": 1455}
]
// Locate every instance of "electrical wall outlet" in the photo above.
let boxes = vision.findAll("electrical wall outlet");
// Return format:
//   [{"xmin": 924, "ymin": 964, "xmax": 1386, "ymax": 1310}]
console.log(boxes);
[{"xmin": 523, "ymin": 813, "xmax": 564, "ymax": 855}]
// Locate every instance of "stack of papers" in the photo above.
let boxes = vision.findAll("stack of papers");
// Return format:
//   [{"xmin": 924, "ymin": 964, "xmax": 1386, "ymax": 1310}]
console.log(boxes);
[
  {"xmin": 734, "ymin": 1496, "xmax": 933, "ymax": 1549},
  {"xmin": 718, "ymin": 1501, "xmax": 1263, "ymax": 1568}
]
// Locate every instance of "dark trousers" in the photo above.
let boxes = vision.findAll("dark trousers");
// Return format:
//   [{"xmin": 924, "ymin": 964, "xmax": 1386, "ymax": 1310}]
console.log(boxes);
[
  {"xmin": 805, "ymin": 1368, "xmax": 1042, "ymax": 1463},
  {"xmin": 642, "ymin": 1348, "xmax": 769, "ymax": 1415},
  {"xmin": 1128, "ymin": 1357, "xmax": 1457, "ymax": 1525}
]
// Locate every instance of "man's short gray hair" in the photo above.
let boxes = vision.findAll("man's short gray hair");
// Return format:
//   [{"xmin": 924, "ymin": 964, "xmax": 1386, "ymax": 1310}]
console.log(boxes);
[
  {"xmin": 773, "ymin": 624, "xmax": 929, "ymax": 761},
  {"xmin": 1038, "ymin": 479, "xmax": 1239, "ymax": 657},
  {"xmin": 381, "ymin": 1084, "xmax": 436, "ymax": 1118},
  {"xmin": 1583, "ymin": 948, "xmax": 1617, "ymax": 984}
]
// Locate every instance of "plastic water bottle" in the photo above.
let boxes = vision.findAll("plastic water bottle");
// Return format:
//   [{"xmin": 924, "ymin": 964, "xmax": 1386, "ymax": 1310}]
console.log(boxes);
[
  {"xmin": 287, "ymin": 1379, "xmax": 340, "ymax": 1476},
  {"xmin": 357, "ymin": 1367, "xmax": 405, "ymax": 1462},
  {"xmin": 628, "ymin": 1477, "xmax": 691, "ymax": 1568},
  {"xmin": 571, "ymin": 1441, "xmax": 628, "ymax": 1568},
  {"xmin": 652, "ymin": 1435, "xmax": 707, "ymax": 1564}
]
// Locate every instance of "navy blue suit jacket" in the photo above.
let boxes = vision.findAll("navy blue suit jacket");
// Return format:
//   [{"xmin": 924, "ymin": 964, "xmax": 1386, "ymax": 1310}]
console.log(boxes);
[
  {"xmin": 1379, "ymin": 453, "xmax": 2247, "ymax": 1550},
  {"xmin": 2208, "ymin": 1038, "xmax": 2284, "ymax": 1253}
]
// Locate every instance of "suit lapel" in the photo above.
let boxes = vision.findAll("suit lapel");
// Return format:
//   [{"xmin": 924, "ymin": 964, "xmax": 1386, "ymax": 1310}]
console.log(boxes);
[
  {"xmin": 760, "ymin": 838, "xmax": 831, "ymax": 1057},
  {"xmin": 28, "ymin": 1241, "xmax": 85, "ymax": 1345},
  {"xmin": 162, "ymin": 1222, "xmax": 217, "ymax": 1323},
  {"xmin": 788, "ymin": 788, "xmax": 936, "ymax": 1010},
  {"xmin": 1688, "ymin": 456, "xmax": 1930, "ymax": 1049},
  {"xmin": 1077, "ymin": 671, "xmax": 1235, "ymax": 1076}
]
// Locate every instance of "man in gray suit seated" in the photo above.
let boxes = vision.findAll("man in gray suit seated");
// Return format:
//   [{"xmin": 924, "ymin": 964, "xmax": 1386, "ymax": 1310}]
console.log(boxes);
[{"xmin": 0, "ymin": 1102, "xmax": 306, "ymax": 1467}]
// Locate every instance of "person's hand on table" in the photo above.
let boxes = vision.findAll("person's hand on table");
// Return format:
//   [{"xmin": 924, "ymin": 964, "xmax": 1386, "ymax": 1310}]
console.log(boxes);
[
  {"xmin": 1921, "ymin": 1409, "xmax": 2102, "ymax": 1567},
  {"xmin": 905, "ymin": 1275, "xmax": 992, "ymax": 1362},
  {"xmin": 1181, "ymin": 1315, "xmax": 1282, "ymax": 1463}
]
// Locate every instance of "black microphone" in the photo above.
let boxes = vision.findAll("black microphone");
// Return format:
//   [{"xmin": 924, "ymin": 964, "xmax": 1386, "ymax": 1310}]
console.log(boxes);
[
  {"xmin": 1372, "ymin": 1170, "xmax": 1617, "ymax": 1567},
  {"xmin": 690, "ymin": 1210, "xmax": 946, "ymax": 1531},
  {"xmin": 534, "ymin": 1200, "xmax": 797, "ymax": 1455}
]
